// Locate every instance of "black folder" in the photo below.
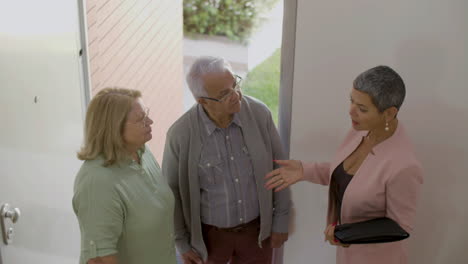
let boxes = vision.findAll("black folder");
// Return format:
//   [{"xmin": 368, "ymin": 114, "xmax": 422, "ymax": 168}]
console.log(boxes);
[{"xmin": 334, "ymin": 217, "xmax": 409, "ymax": 244}]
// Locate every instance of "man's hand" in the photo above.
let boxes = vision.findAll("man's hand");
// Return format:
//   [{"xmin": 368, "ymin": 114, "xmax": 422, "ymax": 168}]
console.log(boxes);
[
  {"xmin": 270, "ymin": 232, "xmax": 288, "ymax": 248},
  {"xmin": 181, "ymin": 249, "xmax": 203, "ymax": 264}
]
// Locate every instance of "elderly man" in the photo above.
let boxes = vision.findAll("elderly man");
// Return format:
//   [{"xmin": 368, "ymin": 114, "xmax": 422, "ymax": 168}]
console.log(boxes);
[{"xmin": 162, "ymin": 56, "xmax": 291, "ymax": 264}]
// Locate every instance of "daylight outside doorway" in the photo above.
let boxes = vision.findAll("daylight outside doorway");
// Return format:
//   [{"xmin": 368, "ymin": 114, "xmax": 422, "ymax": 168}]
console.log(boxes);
[{"xmin": 182, "ymin": 0, "xmax": 283, "ymax": 123}]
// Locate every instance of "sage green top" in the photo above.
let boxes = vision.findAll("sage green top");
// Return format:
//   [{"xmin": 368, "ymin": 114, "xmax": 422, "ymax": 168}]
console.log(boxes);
[{"xmin": 73, "ymin": 146, "xmax": 176, "ymax": 264}]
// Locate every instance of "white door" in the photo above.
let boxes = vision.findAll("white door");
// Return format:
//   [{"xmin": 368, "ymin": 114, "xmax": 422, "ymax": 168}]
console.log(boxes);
[{"xmin": 0, "ymin": 0, "xmax": 88, "ymax": 263}]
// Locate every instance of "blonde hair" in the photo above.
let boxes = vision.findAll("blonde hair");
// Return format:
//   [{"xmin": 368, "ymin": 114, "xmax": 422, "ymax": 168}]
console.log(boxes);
[{"xmin": 77, "ymin": 87, "xmax": 142, "ymax": 166}]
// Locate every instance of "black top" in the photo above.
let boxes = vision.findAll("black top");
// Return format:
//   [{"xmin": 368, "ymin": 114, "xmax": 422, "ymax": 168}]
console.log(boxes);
[{"xmin": 331, "ymin": 162, "xmax": 354, "ymax": 223}]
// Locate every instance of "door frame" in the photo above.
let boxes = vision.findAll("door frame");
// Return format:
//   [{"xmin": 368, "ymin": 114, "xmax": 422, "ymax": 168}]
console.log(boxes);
[
  {"xmin": 275, "ymin": 0, "xmax": 298, "ymax": 263},
  {"xmin": 278, "ymin": 0, "xmax": 297, "ymax": 157}
]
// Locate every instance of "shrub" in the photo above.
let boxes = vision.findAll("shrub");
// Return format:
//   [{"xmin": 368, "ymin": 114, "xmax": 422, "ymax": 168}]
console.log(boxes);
[{"xmin": 183, "ymin": 0, "xmax": 280, "ymax": 42}]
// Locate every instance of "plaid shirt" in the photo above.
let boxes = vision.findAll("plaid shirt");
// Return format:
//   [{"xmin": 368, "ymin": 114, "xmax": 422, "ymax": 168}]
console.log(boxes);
[{"xmin": 198, "ymin": 105, "xmax": 259, "ymax": 228}]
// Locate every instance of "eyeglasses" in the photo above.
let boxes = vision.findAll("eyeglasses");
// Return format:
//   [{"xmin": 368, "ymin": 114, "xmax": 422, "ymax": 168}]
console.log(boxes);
[
  {"xmin": 200, "ymin": 75, "xmax": 243, "ymax": 103},
  {"xmin": 127, "ymin": 107, "xmax": 150, "ymax": 128}
]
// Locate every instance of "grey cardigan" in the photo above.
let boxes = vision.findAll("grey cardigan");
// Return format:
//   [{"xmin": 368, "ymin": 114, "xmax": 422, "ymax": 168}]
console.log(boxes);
[{"xmin": 162, "ymin": 95, "xmax": 291, "ymax": 260}]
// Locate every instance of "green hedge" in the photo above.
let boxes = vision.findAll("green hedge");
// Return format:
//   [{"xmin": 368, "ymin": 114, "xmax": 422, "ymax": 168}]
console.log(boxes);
[{"xmin": 183, "ymin": 0, "xmax": 279, "ymax": 42}]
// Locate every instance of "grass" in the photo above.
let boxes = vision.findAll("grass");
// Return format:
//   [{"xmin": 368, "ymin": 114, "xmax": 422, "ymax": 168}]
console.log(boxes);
[{"xmin": 243, "ymin": 48, "xmax": 281, "ymax": 124}]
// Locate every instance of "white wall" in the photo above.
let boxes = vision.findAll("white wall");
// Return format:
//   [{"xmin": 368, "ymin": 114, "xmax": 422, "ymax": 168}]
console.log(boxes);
[{"xmin": 285, "ymin": 0, "xmax": 468, "ymax": 263}]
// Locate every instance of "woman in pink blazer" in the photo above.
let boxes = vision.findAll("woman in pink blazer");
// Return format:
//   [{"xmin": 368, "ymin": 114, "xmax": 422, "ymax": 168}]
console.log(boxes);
[{"xmin": 266, "ymin": 65, "xmax": 423, "ymax": 264}]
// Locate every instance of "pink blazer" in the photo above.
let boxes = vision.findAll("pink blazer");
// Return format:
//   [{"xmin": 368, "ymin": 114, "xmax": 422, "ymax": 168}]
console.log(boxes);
[{"xmin": 303, "ymin": 123, "xmax": 423, "ymax": 264}]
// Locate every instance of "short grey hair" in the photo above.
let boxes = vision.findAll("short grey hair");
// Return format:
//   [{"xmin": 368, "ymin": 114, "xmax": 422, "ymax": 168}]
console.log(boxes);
[
  {"xmin": 186, "ymin": 56, "xmax": 233, "ymax": 99},
  {"xmin": 353, "ymin": 65, "xmax": 406, "ymax": 112}
]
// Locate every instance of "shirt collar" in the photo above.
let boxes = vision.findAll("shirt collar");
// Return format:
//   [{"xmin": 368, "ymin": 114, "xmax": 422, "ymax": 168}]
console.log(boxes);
[{"xmin": 198, "ymin": 105, "xmax": 242, "ymax": 136}]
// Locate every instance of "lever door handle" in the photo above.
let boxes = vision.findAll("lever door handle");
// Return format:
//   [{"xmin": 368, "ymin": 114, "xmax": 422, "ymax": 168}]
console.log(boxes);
[
  {"xmin": 2, "ymin": 205, "xmax": 20, "ymax": 224},
  {"xmin": 1, "ymin": 203, "xmax": 21, "ymax": 245}
]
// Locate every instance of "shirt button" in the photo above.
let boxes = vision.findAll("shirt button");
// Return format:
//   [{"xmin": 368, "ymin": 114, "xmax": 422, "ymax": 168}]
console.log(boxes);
[
  {"xmin": 230, "ymin": 156, "xmax": 234, "ymax": 160},
  {"xmin": 226, "ymin": 136, "xmax": 230, "ymax": 140},
  {"xmin": 238, "ymin": 200, "xmax": 242, "ymax": 204},
  {"xmin": 235, "ymin": 178, "xmax": 239, "ymax": 183},
  {"xmin": 240, "ymin": 218, "xmax": 243, "ymax": 222},
  {"xmin": 207, "ymin": 163, "xmax": 211, "ymax": 167},
  {"xmin": 89, "ymin": 240, "xmax": 94, "ymax": 245}
]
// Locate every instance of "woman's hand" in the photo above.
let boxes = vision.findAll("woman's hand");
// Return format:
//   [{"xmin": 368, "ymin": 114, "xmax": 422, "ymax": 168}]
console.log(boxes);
[
  {"xmin": 324, "ymin": 223, "xmax": 350, "ymax": 248},
  {"xmin": 264, "ymin": 160, "xmax": 304, "ymax": 192}
]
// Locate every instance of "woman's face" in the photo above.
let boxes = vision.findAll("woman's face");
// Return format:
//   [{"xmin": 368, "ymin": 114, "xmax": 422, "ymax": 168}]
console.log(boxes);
[
  {"xmin": 349, "ymin": 88, "xmax": 387, "ymax": 131},
  {"xmin": 123, "ymin": 98, "xmax": 153, "ymax": 150}
]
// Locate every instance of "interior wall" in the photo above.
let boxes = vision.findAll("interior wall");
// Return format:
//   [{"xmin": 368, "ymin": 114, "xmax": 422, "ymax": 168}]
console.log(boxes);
[
  {"xmin": 284, "ymin": 0, "xmax": 468, "ymax": 263},
  {"xmin": 85, "ymin": 0, "xmax": 184, "ymax": 161}
]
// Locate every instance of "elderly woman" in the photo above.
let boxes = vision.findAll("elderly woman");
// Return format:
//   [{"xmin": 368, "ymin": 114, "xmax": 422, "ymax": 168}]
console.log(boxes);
[
  {"xmin": 72, "ymin": 88, "xmax": 176, "ymax": 264},
  {"xmin": 265, "ymin": 66, "xmax": 423, "ymax": 264}
]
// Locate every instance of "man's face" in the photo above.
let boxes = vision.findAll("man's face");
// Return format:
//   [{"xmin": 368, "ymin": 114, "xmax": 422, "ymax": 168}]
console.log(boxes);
[{"xmin": 200, "ymin": 71, "xmax": 242, "ymax": 115}]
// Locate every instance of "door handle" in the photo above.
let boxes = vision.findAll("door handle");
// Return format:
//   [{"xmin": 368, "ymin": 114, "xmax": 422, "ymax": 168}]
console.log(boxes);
[
  {"xmin": 2, "ymin": 204, "xmax": 20, "ymax": 224},
  {"xmin": 1, "ymin": 203, "xmax": 21, "ymax": 245}
]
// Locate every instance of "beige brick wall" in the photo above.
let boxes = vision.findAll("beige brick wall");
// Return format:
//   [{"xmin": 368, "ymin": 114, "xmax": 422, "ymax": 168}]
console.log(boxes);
[{"xmin": 86, "ymin": 0, "xmax": 184, "ymax": 162}]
